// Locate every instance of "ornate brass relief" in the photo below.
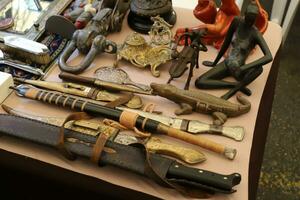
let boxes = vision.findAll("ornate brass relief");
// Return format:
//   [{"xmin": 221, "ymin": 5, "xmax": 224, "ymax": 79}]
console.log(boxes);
[{"xmin": 116, "ymin": 16, "xmax": 173, "ymax": 77}]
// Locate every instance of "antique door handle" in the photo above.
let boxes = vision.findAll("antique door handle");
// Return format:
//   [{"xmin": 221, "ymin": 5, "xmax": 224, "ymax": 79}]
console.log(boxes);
[{"xmin": 59, "ymin": 30, "xmax": 117, "ymax": 74}]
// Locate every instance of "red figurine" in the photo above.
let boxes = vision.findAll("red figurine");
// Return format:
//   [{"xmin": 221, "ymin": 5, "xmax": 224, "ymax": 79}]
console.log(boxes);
[{"xmin": 175, "ymin": 0, "xmax": 268, "ymax": 49}]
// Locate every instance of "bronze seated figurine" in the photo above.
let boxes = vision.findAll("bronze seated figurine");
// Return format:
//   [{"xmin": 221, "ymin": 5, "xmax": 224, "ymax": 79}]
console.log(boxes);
[{"xmin": 195, "ymin": 2, "xmax": 273, "ymax": 100}]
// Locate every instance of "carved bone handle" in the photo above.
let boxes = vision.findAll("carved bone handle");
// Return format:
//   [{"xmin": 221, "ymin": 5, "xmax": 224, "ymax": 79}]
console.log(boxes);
[{"xmin": 146, "ymin": 137, "xmax": 206, "ymax": 164}]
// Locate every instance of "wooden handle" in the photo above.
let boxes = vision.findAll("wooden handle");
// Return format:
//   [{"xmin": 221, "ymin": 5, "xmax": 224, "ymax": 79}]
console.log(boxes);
[
  {"xmin": 157, "ymin": 124, "xmax": 236, "ymax": 160},
  {"xmin": 59, "ymin": 72, "xmax": 95, "ymax": 85}
]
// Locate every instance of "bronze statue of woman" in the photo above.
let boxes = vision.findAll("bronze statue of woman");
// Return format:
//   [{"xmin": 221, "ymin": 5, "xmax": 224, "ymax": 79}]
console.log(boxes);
[{"xmin": 195, "ymin": 1, "xmax": 273, "ymax": 100}]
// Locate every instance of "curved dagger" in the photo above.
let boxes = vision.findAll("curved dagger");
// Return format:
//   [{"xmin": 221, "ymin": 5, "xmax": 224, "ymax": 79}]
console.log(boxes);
[
  {"xmin": 1, "ymin": 104, "xmax": 206, "ymax": 164},
  {"xmin": 0, "ymin": 114, "xmax": 241, "ymax": 195}
]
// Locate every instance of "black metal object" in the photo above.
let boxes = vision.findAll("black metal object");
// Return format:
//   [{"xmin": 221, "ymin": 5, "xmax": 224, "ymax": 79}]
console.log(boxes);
[
  {"xmin": 195, "ymin": 2, "xmax": 273, "ymax": 100},
  {"xmin": 127, "ymin": 0, "xmax": 176, "ymax": 34},
  {"xmin": 168, "ymin": 30, "xmax": 207, "ymax": 90},
  {"xmin": 49, "ymin": 0, "xmax": 130, "ymax": 74}
]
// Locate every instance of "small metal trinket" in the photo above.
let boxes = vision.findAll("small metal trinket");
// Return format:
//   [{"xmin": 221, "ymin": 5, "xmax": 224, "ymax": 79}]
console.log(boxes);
[
  {"xmin": 116, "ymin": 32, "xmax": 172, "ymax": 77},
  {"xmin": 0, "ymin": 50, "xmax": 44, "ymax": 76},
  {"xmin": 116, "ymin": 17, "xmax": 173, "ymax": 77},
  {"xmin": 149, "ymin": 16, "xmax": 173, "ymax": 46},
  {"xmin": 168, "ymin": 30, "xmax": 207, "ymax": 90},
  {"xmin": 94, "ymin": 66, "xmax": 151, "ymax": 92},
  {"xmin": 2, "ymin": 36, "xmax": 51, "ymax": 65}
]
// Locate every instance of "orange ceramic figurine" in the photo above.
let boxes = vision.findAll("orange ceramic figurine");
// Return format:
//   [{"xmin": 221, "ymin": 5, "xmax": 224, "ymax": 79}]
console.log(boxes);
[{"xmin": 175, "ymin": 0, "xmax": 268, "ymax": 49}]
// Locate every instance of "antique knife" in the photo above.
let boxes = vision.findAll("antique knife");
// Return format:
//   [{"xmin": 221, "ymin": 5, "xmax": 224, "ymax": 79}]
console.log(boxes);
[
  {"xmin": 14, "ymin": 78, "xmax": 244, "ymax": 141},
  {"xmin": 2, "ymin": 105, "xmax": 206, "ymax": 165},
  {"xmin": 0, "ymin": 114, "xmax": 241, "ymax": 195},
  {"xmin": 122, "ymin": 108, "xmax": 245, "ymax": 141},
  {"xmin": 13, "ymin": 78, "xmax": 143, "ymax": 109},
  {"xmin": 12, "ymin": 84, "xmax": 237, "ymax": 159},
  {"xmin": 59, "ymin": 72, "xmax": 153, "ymax": 95}
]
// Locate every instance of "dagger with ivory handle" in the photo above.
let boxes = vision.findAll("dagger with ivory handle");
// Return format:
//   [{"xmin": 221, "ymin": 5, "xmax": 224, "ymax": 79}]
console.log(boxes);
[
  {"xmin": 11, "ymin": 84, "xmax": 237, "ymax": 160},
  {"xmin": 1, "ymin": 104, "xmax": 206, "ymax": 164}
]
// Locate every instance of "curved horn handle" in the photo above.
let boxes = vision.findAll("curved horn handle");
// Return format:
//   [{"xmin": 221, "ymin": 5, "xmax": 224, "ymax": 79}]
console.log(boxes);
[{"xmin": 59, "ymin": 34, "xmax": 117, "ymax": 74}]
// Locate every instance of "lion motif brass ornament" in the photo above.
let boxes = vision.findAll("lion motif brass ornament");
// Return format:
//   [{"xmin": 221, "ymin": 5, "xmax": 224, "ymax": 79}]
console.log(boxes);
[{"xmin": 116, "ymin": 17, "xmax": 173, "ymax": 77}]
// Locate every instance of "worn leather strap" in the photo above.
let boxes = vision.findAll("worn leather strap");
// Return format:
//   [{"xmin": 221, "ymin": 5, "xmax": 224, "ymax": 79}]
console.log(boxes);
[
  {"xmin": 0, "ymin": 114, "xmax": 232, "ymax": 197},
  {"xmin": 119, "ymin": 110, "xmax": 139, "ymax": 130},
  {"xmin": 58, "ymin": 112, "xmax": 92, "ymax": 160},
  {"xmin": 91, "ymin": 132, "xmax": 110, "ymax": 164},
  {"xmin": 105, "ymin": 93, "xmax": 134, "ymax": 108}
]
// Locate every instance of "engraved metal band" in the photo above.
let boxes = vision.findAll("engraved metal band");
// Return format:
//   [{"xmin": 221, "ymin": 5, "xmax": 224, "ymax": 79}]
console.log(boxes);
[
  {"xmin": 81, "ymin": 101, "xmax": 88, "ymax": 111},
  {"xmin": 43, "ymin": 92, "xmax": 51, "ymax": 102},
  {"xmin": 55, "ymin": 94, "xmax": 63, "ymax": 105},
  {"xmin": 48, "ymin": 93, "xmax": 57, "ymax": 103},
  {"xmin": 37, "ymin": 91, "xmax": 45, "ymax": 101},
  {"xmin": 142, "ymin": 118, "xmax": 148, "ymax": 130},
  {"xmin": 63, "ymin": 96, "xmax": 70, "ymax": 107},
  {"xmin": 71, "ymin": 98, "xmax": 79, "ymax": 109},
  {"xmin": 180, "ymin": 119, "xmax": 189, "ymax": 132}
]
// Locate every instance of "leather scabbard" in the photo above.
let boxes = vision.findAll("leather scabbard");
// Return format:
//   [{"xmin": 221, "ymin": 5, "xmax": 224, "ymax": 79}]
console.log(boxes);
[{"xmin": 0, "ymin": 114, "xmax": 241, "ymax": 196}]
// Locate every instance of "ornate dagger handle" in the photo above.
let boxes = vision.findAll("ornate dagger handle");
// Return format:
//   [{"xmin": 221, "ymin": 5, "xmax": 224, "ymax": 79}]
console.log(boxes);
[
  {"xmin": 124, "ymin": 108, "xmax": 245, "ymax": 141},
  {"xmin": 146, "ymin": 137, "xmax": 206, "ymax": 164},
  {"xmin": 157, "ymin": 124, "xmax": 236, "ymax": 160},
  {"xmin": 13, "ymin": 84, "xmax": 237, "ymax": 159}
]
